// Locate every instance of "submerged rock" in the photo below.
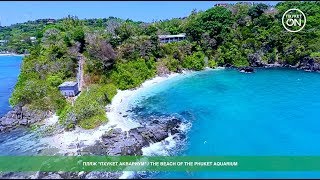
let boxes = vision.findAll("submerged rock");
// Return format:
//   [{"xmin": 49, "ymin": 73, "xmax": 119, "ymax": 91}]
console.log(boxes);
[{"xmin": 239, "ymin": 67, "xmax": 255, "ymax": 73}]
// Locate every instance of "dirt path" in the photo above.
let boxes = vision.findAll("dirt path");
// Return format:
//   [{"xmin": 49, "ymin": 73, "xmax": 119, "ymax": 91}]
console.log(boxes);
[{"xmin": 77, "ymin": 54, "xmax": 85, "ymax": 91}]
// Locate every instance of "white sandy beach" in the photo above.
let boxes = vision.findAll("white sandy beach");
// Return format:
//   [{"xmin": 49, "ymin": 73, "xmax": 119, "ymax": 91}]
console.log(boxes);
[{"xmin": 105, "ymin": 72, "xmax": 182, "ymax": 131}]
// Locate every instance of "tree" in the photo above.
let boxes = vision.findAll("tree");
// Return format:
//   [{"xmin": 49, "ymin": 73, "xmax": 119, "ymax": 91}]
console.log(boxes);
[
  {"xmin": 72, "ymin": 26, "xmax": 85, "ymax": 52},
  {"xmin": 248, "ymin": 3, "xmax": 268, "ymax": 19},
  {"xmin": 185, "ymin": 6, "xmax": 232, "ymax": 46},
  {"xmin": 86, "ymin": 33, "xmax": 116, "ymax": 71},
  {"xmin": 114, "ymin": 21, "xmax": 136, "ymax": 42},
  {"xmin": 182, "ymin": 51, "xmax": 206, "ymax": 70}
]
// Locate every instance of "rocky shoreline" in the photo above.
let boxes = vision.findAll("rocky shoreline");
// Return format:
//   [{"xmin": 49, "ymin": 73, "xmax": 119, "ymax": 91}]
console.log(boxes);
[
  {"xmin": 235, "ymin": 55, "xmax": 320, "ymax": 73},
  {"xmin": 0, "ymin": 115, "xmax": 186, "ymax": 179},
  {"xmin": 0, "ymin": 105, "xmax": 50, "ymax": 132},
  {"xmin": 80, "ymin": 117, "xmax": 185, "ymax": 156}
]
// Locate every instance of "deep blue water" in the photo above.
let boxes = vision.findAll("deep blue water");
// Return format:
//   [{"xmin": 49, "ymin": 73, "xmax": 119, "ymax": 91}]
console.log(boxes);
[
  {"xmin": 128, "ymin": 68, "xmax": 320, "ymax": 178},
  {"xmin": 0, "ymin": 55, "xmax": 22, "ymax": 116}
]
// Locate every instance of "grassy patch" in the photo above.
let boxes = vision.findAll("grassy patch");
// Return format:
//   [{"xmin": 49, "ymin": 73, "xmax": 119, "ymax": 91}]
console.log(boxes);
[{"xmin": 78, "ymin": 113, "xmax": 107, "ymax": 129}]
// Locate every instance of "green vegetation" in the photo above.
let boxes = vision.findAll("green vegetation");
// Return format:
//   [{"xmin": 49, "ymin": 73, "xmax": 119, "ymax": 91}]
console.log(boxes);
[
  {"xmin": 59, "ymin": 84, "xmax": 117, "ymax": 129},
  {"xmin": 5, "ymin": 2, "xmax": 320, "ymax": 129},
  {"xmin": 111, "ymin": 58, "xmax": 156, "ymax": 90},
  {"xmin": 182, "ymin": 52, "xmax": 206, "ymax": 70}
]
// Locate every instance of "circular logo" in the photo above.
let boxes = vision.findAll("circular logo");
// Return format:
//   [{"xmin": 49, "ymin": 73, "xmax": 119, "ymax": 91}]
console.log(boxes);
[{"xmin": 282, "ymin": 8, "xmax": 306, "ymax": 32}]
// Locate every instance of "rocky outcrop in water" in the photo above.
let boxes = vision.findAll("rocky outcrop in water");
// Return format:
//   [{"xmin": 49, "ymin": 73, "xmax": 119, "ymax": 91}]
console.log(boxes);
[
  {"xmin": 236, "ymin": 56, "xmax": 320, "ymax": 73},
  {"xmin": 298, "ymin": 56, "xmax": 320, "ymax": 72},
  {"xmin": 239, "ymin": 66, "xmax": 254, "ymax": 73},
  {"xmin": 80, "ymin": 117, "xmax": 184, "ymax": 156},
  {"xmin": 0, "ymin": 105, "xmax": 50, "ymax": 132},
  {"xmin": 0, "ymin": 116, "xmax": 186, "ymax": 179}
]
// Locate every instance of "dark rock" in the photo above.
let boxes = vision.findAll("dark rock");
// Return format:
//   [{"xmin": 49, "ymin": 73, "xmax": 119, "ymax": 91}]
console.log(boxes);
[
  {"xmin": 1, "ymin": 118, "xmax": 13, "ymax": 126},
  {"xmin": 298, "ymin": 56, "xmax": 320, "ymax": 72},
  {"xmin": 11, "ymin": 120, "xmax": 18, "ymax": 126},
  {"xmin": 58, "ymin": 172, "xmax": 80, "ymax": 179},
  {"xmin": 13, "ymin": 105, "xmax": 23, "ymax": 115},
  {"xmin": 248, "ymin": 52, "xmax": 266, "ymax": 67},
  {"xmin": 0, "ymin": 125, "xmax": 6, "ymax": 132},
  {"xmin": 6, "ymin": 111, "xmax": 14, "ymax": 118},
  {"xmin": 152, "ymin": 120, "xmax": 159, "ymax": 124},
  {"xmin": 152, "ymin": 130, "xmax": 168, "ymax": 142},
  {"xmin": 128, "ymin": 129, "xmax": 149, "ymax": 147},
  {"xmin": 239, "ymin": 66, "xmax": 254, "ymax": 73},
  {"xmin": 81, "ymin": 117, "xmax": 184, "ymax": 156},
  {"xmin": 19, "ymin": 119, "xmax": 28, "ymax": 126},
  {"xmin": 40, "ymin": 173, "xmax": 62, "ymax": 179},
  {"xmin": 156, "ymin": 63, "xmax": 171, "ymax": 77},
  {"xmin": 224, "ymin": 63, "xmax": 234, "ymax": 68},
  {"xmin": 28, "ymin": 118, "xmax": 37, "ymax": 124},
  {"xmin": 0, "ymin": 105, "xmax": 50, "ymax": 132},
  {"xmin": 37, "ymin": 172, "xmax": 79, "ymax": 179},
  {"xmin": 176, "ymin": 68, "xmax": 183, "ymax": 73},
  {"xmin": 166, "ymin": 118, "xmax": 181, "ymax": 130},
  {"xmin": 107, "ymin": 146, "xmax": 122, "ymax": 155},
  {"xmin": 85, "ymin": 171, "xmax": 122, "ymax": 179}
]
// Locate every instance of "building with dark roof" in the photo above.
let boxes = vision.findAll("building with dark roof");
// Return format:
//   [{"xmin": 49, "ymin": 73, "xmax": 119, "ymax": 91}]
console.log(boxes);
[{"xmin": 58, "ymin": 81, "xmax": 80, "ymax": 97}]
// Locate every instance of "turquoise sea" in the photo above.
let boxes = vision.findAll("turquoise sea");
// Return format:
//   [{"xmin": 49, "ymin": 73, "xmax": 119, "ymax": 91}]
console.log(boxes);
[
  {"xmin": 128, "ymin": 68, "xmax": 320, "ymax": 178},
  {"xmin": 0, "ymin": 55, "xmax": 22, "ymax": 116}
]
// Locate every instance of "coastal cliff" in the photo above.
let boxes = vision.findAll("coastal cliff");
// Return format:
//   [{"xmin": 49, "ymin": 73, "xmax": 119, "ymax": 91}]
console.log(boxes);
[
  {"xmin": 236, "ymin": 54, "xmax": 320, "ymax": 73},
  {"xmin": 0, "ymin": 105, "xmax": 50, "ymax": 132}
]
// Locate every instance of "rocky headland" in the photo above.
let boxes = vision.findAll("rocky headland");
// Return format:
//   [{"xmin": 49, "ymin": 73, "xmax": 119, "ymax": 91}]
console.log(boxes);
[
  {"xmin": 233, "ymin": 54, "xmax": 320, "ymax": 73},
  {"xmin": 0, "ymin": 116, "xmax": 186, "ymax": 179},
  {"xmin": 0, "ymin": 105, "xmax": 50, "ymax": 132}
]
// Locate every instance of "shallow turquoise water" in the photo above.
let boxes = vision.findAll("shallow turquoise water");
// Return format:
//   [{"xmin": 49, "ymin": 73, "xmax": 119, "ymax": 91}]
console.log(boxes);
[
  {"xmin": 129, "ymin": 68, "xmax": 320, "ymax": 178},
  {"xmin": 0, "ymin": 55, "xmax": 22, "ymax": 116}
]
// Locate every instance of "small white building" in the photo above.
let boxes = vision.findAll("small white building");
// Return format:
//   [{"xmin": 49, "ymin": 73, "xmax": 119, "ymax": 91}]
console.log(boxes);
[
  {"xmin": 58, "ymin": 81, "xmax": 80, "ymax": 97},
  {"xmin": 158, "ymin": 33, "xmax": 186, "ymax": 43}
]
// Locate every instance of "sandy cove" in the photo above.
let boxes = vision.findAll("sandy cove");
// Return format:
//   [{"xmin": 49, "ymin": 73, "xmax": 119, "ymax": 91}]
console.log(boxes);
[{"xmin": 40, "ymin": 72, "xmax": 182, "ymax": 154}]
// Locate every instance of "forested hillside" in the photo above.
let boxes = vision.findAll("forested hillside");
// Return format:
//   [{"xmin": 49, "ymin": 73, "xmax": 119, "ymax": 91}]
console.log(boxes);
[{"xmin": 5, "ymin": 1, "xmax": 320, "ymax": 129}]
